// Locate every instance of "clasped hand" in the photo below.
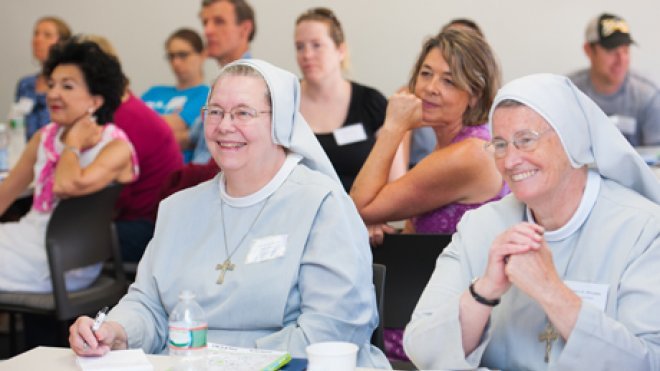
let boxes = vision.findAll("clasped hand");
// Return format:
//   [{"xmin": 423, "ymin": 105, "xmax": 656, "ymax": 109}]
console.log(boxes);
[
  {"xmin": 480, "ymin": 222, "xmax": 562, "ymax": 302},
  {"xmin": 383, "ymin": 92, "xmax": 423, "ymax": 132},
  {"xmin": 367, "ymin": 223, "xmax": 397, "ymax": 246},
  {"xmin": 64, "ymin": 113, "xmax": 102, "ymax": 150}
]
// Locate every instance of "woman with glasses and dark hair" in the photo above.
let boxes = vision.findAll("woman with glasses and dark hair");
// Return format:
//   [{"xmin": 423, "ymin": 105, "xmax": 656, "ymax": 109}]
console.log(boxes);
[
  {"xmin": 295, "ymin": 7, "xmax": 407, "ymax": 193},
  {"xmin": 15, "ymin": 16, "xmax": 72, "ymax": 139},
  {"xmin": 69, "ymin": 59, "xmax": 390, "ymax": 369},
  {"xmin": 0, "ymin": 39, "xmax": 138, "ymax": 292},
  {"xmin": 405, "ymin": 74, "xmax": 660, "ymax": 370},
  {"xmin": 142, "ymin": 28, "xmax": 210, "ymax": 163}
]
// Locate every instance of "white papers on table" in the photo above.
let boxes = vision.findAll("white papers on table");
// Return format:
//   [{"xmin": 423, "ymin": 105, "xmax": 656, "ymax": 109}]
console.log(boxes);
[
  {"xmin": 206, "ymin": 343, "xmax": 291, "ymax": 371},
  {"xmin": 76, "ymin": 349, "xmax": 153, "ymax": 371}
]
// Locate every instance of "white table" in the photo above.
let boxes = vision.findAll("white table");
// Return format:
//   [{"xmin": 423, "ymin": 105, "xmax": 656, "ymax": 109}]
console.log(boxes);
[
  {"xmin": 0, "ymin": 347, "xmax": 174, "ymax": 370},
  {"xmin": 0, "ymin": 346, "xmax": 385, "ymax": 370}
]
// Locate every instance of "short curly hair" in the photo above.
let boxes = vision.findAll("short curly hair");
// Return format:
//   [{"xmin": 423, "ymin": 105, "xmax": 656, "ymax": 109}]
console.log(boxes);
[{"xmin": 42, "ymin": 37, "xmax": 124, "ymax": 125}]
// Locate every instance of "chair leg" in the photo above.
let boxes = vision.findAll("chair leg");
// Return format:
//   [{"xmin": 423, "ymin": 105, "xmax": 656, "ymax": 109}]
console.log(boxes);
[{"xmin": 9, "ymin": 313, "xmax": 18, "ymax": 356}]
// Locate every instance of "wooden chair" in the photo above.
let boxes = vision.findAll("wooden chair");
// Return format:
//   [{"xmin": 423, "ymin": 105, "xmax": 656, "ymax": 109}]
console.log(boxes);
[
  {"xmin": 0, "ymin": 184, "xmax": 127, "ymax": 354},
  {"xmin": 371, "ymin": 263, "xmax": 386, "ymax": 352},
  {"xmin": 372, "ymin": 233, "xmax": 452, "ymax": 370}
]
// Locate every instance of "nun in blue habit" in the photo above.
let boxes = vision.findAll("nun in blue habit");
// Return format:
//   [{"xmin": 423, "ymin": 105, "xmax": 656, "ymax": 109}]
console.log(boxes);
[
  {"xmin": 404, "ymin": 73, "xmax": 660, "ymax": 370},
  {"xmin": 69, "ymin": 59, "xmax": 390, "ymax": 369}
]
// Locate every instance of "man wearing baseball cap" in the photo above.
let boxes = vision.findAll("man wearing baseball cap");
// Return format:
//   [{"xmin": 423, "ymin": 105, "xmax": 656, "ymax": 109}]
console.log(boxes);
[{"xmin": 570, "ymin": 13, "xmax": 660, "ymax": 146}]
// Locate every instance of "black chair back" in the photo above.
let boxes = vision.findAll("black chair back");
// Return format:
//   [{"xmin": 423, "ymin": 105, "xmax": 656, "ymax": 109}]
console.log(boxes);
[
  {"xmin": 46, "ymin": 183, "xmax": 126, "ymax": 320},
  {"xmin": 372, "ymin": 233, "xmax": 452, "ymax": 328},
  {"xmin": 0, "ymin": 183, "xmax": 128, "ymax": 354}
]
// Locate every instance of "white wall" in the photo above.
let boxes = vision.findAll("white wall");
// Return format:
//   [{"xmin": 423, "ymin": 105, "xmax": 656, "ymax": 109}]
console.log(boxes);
[{"xmin": 1, "ymin": 0, "xmax": 658, "ymax": 119}]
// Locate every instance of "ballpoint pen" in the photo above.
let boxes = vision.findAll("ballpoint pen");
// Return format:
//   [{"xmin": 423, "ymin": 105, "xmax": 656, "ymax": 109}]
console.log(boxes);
[
  {"xmin": 92, "ymin": 306, "xmax": 109, "ymax": 332},
  {"xmin": 83, "ymin": 306, "xmax": 109, "ymax": 350}
]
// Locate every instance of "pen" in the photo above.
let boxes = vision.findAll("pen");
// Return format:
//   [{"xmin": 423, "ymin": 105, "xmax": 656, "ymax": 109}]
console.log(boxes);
[
  {"xmin": 82, "ymin": 306, "xmax": 109, "ymax": 351},
  {"xmin": 91, "ymin": 306, "xmax": 109, "ymax": 332}
]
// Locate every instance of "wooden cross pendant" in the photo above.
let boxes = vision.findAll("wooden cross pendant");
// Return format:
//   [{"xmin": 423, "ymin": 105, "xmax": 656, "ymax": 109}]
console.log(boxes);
[
  {"xmin": 538, "ymin": 322, "xmax": 559, "ymax": 363},
  {"xmin": 215, "ymin": 259, "xmax": 235, "ymax": 284}
]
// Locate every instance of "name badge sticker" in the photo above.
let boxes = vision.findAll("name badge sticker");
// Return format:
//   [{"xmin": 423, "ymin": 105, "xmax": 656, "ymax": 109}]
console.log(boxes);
[
  {"xmin": 16, "ymin": 97, "xmax": 35, "ymax": 114},
  {"xmin": 245, "ymin": 235, "xmax": 288, "ymax": 264},
  {"xmin": 564, "ymin": 280, "xmax": 609, "ymax": 312},
  {"xmin": 609, "ymin": 115, "xmax": 637, "ymax": 136},
  {"xmin": 165, "ymin": 96, "xmax": 188, "ymax": 113},
  {"xmin": 333, "ymin": 123, "xmax": 367, "ymax": 146}
]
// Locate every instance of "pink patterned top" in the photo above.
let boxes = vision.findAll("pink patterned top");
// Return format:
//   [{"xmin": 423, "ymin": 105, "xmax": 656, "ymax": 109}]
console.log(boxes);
[
  {"xmin": 412, "ymin": 124, "xmax": 509, "ymax": 234},
  {"xmin": 32, "ymin": 122, "xmax": 139, "ymax": 213}
]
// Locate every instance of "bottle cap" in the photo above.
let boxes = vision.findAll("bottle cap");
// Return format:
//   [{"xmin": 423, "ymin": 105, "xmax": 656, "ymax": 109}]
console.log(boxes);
[{"xmin": 179, "ymin": 290, "xmax": 195, "ymax": 300}]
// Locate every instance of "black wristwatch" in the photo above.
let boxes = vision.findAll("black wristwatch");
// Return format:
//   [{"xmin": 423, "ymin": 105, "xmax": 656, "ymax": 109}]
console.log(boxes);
[{"xmin": 469, "ymin": 277, "xmax": 500, "ymax": 307}]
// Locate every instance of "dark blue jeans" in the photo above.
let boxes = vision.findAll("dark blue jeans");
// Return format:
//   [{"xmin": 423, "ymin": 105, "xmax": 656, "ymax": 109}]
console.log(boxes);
[{"xmin": 115, "ymin": 219, "xmax": 155, "ymax": 263}]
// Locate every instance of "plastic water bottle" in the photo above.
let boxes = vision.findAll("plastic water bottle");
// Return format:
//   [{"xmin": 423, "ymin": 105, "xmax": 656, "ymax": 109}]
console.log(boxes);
[
  {"xmin": 0, "ymin": 123, "xmax": 10, "ymax": 172},
  {"xmin": 168, "ymin": 290, "xmax": 208, "ymax": 370},
  {"xmin": 8, "ymin": 114, "xmax": 25, "ymax": 167}
]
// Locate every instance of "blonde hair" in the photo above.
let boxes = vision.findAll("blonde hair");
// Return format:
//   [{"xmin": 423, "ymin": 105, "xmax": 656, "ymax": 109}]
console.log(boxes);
[
  {"xmin": 36, "ymin": 16, "xmax": 72, "ymax": 41},
  {"xmin": 295, "ymin": 7, "xmax": 351, "ymax": 73},
  {"xmin": 409, "ymin": 29, "xmax": 501, "ymax": 126}
]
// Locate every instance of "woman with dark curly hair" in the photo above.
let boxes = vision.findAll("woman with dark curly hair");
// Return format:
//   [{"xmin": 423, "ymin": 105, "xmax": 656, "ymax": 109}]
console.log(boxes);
[{"xmin": 0, "ymin": 38, "xmax": 138, "ymax": 292}]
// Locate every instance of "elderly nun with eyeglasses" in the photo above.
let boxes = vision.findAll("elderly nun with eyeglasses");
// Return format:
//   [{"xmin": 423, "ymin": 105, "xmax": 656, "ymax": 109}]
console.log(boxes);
[
  {"xmin": 404, "ymin": 73, "xmax": 660, "ymax": 370},
  {"xmin": 69, "ymin": 59, "xmax": 390, "ymax": 368}
]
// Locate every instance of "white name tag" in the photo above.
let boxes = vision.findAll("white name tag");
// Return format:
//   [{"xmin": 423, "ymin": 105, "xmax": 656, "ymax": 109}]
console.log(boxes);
[
  {"xmin": 16, "ymin": 97, "xmax": 35, "ymax": 114},
  {"xmin": 165, "ymin": 96, "xmax": 188, "ymax": 113},
  {"xmin": 609, "ymin": 115, "xmax": 637, "ymax": 136},
  {"xmin": 245, "ymin": 235, "xmax": 287, "ymax": 264},
  {"xmin": 564, "ymin": 280, "xmax": 609, "ymax": 312},
  {"xmin": 333, "ymin": 123, "xmax": 367, "ymax": 146}
]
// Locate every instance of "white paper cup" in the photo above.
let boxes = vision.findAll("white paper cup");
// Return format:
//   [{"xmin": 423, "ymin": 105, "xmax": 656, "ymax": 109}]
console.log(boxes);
[{"xmin": 306, "ymin": 341, "xmax": 358, "ymax": 371}]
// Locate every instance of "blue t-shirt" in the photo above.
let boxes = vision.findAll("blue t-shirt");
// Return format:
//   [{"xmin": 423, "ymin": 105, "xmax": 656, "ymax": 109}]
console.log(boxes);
[{"xmin": 142, "ymin": 84, "xmax": 210, "ymax": 162}]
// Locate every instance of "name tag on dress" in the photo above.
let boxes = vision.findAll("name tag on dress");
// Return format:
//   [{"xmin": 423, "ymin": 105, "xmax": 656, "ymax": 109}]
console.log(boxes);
[
  {"xmin": 16, "ymin": 97, "xmax": 35, "ymax": 114},
  {"xmin": 609, "ymin": 115, "xmax": 636, "ymax": 136},
  {"xmin": 564, "ymin": 280, "xmax": 609, "ymax": 312},
  {"xmin": 166, "ymin": 96, "xmax": 188, "ymax": 113},
  {"xmin": 245, "ymin": 235, "xmax": 287, "ymax": 264},
  {"xmin": 333, "ymin": 123, "xmax": 367, "ymax": 146}
]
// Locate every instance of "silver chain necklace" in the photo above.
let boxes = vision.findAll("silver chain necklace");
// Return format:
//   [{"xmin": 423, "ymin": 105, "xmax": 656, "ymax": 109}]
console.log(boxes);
[{"xmin": 215, "ymin": 196, "xmax": 270, "ymax": 284}]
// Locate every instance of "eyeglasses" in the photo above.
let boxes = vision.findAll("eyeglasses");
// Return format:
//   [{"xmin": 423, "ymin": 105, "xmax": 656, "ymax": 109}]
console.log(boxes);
[
  {"xmin": 166, "ymin": 51, "xmax": 192, "ymax": 61},
  {"xmin": 484, "ymin": 128, "xmax": 554, "ymax": 158},
  {"xmin": 201, "ymin": 105, "xmax": 271, "ymax": 125}
]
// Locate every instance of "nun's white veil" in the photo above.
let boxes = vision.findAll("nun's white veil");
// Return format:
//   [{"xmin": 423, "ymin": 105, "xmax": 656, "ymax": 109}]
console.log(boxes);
[
  {"xmin": 488, "ymin": 73, "xmax": 660, "ymax": 203},
  {"xmin": 218, "ymin": 59, "xmax": 340, "ymax": 184}
]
